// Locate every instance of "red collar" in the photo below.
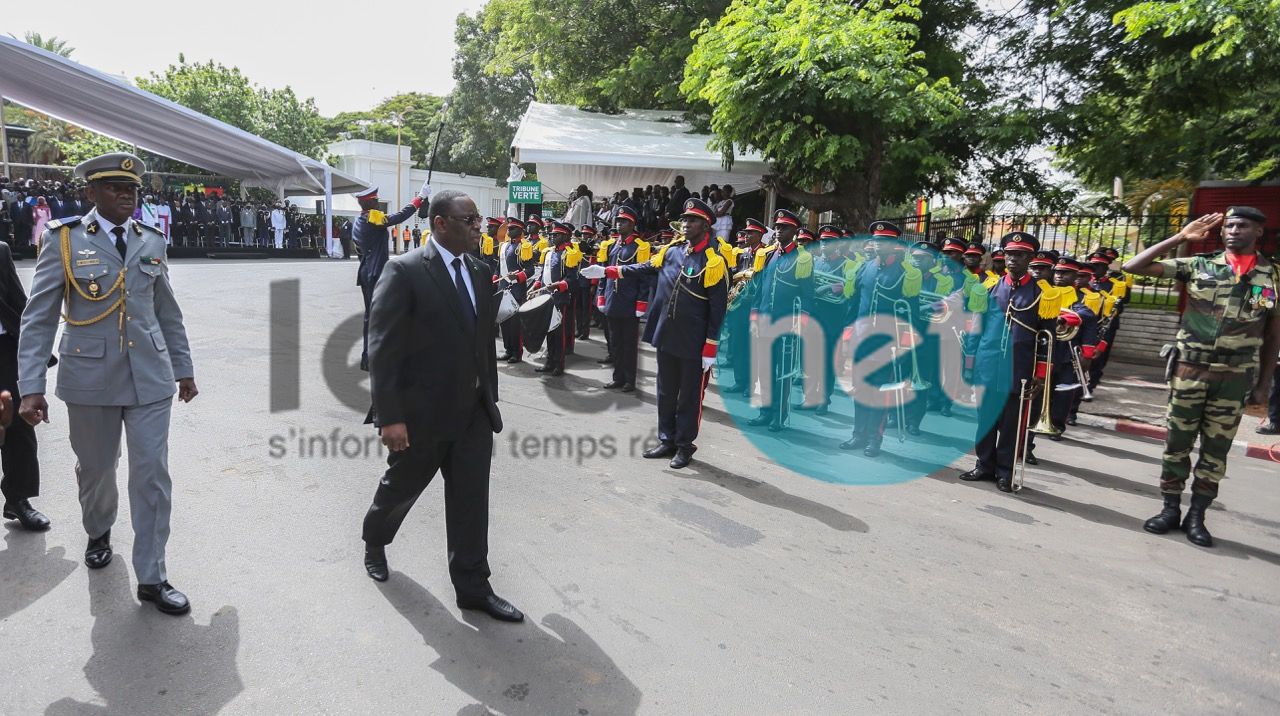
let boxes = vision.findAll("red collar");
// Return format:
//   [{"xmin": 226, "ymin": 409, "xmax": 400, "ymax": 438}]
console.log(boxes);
[
  {"xmin": 968, "ymin": 266, "xmax": 983, "ymax": 275},
  {"xmin": 624, "ymin": 233, "xmax": 639, "ymax": 245},
  {"xmin": 1004, "ymin": 272, "xmax": 1031, "ymax": 287},
  {"xmin": 689, "ymin": 236, "xmax": 710, "ymax": 253},
  {"xmin": 779, "ymin": 240, "xmax": 796, "ymax": 255},
  {"xmin": 882, "ymin": 255, "xmax": 898, "ymax": 267},
  {"xmin": 1225, "ymin": 251, "xmax": 1258, "ymax": 276}
]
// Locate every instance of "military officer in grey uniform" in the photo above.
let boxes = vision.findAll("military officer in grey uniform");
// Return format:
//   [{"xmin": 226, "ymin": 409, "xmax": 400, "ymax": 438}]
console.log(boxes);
[{"xmin": 17, "ymin": 152, "xmax": 198, "ymax": 615}]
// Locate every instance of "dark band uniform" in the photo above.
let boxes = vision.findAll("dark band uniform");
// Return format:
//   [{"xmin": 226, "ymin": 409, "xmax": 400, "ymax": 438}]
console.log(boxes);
[
  {"xmin": 747, "ymin": 209, "xmax": 814, "ymax": 431},
  {"xmin": 497, "ymin": 221, "xmax": 537, "ymax": 362},
  {"xmin": 352, "ymin": 185, "xmax": 424, "ymax": 371},
  {"xmin": 597, "ymin": 227, "xmax": 653, "ymax": 389}
]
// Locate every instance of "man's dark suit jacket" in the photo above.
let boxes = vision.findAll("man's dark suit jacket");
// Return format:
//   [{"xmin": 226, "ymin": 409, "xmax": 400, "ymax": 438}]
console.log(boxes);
[
  {"xmin": 0, "ymin": 242, "xmax": 27, "ymax": 336},
  {"xmin": 367, "ymin": 241, "xmax": 502, "ymax": 438}
]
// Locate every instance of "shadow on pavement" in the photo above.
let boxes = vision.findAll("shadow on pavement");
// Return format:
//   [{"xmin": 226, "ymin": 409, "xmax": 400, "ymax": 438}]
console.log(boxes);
[
  {"xmin": 678, "ymin": 462, "xmax": 869, "ymax": 533},
  {"xmin": 44, "ymin": 562, "xmax": 242, "ymax": 716},
  {"xmin": 378, "ymin": 574, "xmax": 641, "ymax": 716},
  {"xmin": 0, "ymin": 525, "xmax": 77, "ymax": 622}
]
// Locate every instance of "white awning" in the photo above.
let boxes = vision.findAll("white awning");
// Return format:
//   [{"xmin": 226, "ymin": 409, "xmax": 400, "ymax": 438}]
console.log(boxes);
[
  {"xmin": 0, "ymin": 35, "xmax": 367, "ymax": 197},
  {"xmin": 511, "ymin": 102, "xmax": 770, "ymax": 199}
]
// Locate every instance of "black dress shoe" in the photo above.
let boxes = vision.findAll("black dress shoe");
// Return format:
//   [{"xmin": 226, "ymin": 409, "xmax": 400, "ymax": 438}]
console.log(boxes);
[
  {"xmin": 602, "ymin": 380, "xmax": 625, "ymax": 389},
  {"xmin": 550, "ymin": 366, "xmax": 565, "ymax": 377},
  {"xmin": 839, "ymin": 435, "xmax": 868, "ymax": 451},
  {"xmin": 457, "ymin": 594, "xmax": 524, "ymax": 622},
  {"xmin": 747, "ymin": 412, "xmax": 772, "ymax": 427},
  {"xmin": 621, "ymin": 383, "xmax": 636, "ymax": 393},
  {"xmin": 814, "ymin": 404, "xmax": 829, "ymax": 416},
  {"xmin": 598, "ymin": 356, "xmax": 615, "ymax": 365},
  {"xmin": 506, "ymin": 355, "xmax": 523, "ymax": 364},
  {"xmin": 1257, "ymin": 422, "xmax": 1280, "ymax": 436},
  {"xmin": 3, "ymin": 499, "xmax": 50, "ymax": 531},
  {"xmin": 137, "ymin": 581, "xmax": 191, "ymax": 615},
  {"xmin": 534, "ymin": 364, "xmax": 552, "ymax": 373},
  {"xmin": 905, "ymin": 425, "xmax": 922, "ymax": 437},
  {"xmin": 364, "ymin": 544, "xmax": 389, "ymax": 582},
  {"xmin": 795, "ymin": 403, "xmax": 818, "ymax": 412},
  {"xmin": 1066, "ymin": 415, "xmax": 1077, "ymax": 425},
  {"xmin": 497, "ymin": 353, "xmax": 512, "ymax": 361},
  {"xmin": 1025, "ymin": 453, "xmax": 1039, "ymax": 466},
  {"xmin": 669, "ymin": 448, "xmax": 694, "ymax": 469},
  {"xmin": 85, "ymin": 530, "xmax": 112, "ymax": 569},
  {"xmin": 643, "ymin": 442, "xmax": 678, "ymax": 459},
  {"xmin": 863, "ymin": 443, "xmax": 881, "ymax": 458},
  {"xmin": 767, "ymin": 420, "xmax": 784, "ymax": 432},
  {"xmin": 958, "ymin": 468, "xmax": 993, "ymax": 482},
  {"xmin": 996, "ymin": 476, "xmax": 1013, "ymax": 493},
  {"xmin": 939, "ymin": 404, "xmax": 952, "ymax": 417}
]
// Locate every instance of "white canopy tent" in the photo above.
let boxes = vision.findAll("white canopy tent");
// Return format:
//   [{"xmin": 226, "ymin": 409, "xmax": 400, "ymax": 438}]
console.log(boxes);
[
  {"xmin": 511, "ymin": 102, "xmax": 771, "ymax": 201},
  {"xmin": 0, "ymin": 34, "xmax": 368, "ymax": 253}
]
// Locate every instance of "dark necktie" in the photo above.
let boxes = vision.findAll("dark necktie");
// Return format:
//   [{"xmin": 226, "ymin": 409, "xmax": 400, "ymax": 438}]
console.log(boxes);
[
  {"xmin": 452, "ymin": 257, "xmax": 476, "ymax": 327},
  {"xmin": 112, "ymin": 226, "xmax": 127, "ymax": 261}
]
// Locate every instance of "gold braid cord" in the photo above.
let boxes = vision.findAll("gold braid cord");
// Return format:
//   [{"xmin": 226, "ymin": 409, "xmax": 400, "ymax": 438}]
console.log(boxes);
[{"xmin": 59, "ymin": 226, "xmax": 127, "ymax": 329}]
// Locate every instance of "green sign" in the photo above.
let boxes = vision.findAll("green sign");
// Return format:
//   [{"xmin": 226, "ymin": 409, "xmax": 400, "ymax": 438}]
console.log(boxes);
[{"xmin": 508, "ymin": 181, "xmax": 543, "ymax": 204}]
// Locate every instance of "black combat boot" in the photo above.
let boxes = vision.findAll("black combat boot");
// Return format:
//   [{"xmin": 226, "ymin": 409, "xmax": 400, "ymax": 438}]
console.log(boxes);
[
  {"xmin": 1142, "ymin": 493, "xmax": 1181, "ymax": 534},
  {"xmin": 1181, "ymin": 494, "xmax": 1214, "ymax": 547}
]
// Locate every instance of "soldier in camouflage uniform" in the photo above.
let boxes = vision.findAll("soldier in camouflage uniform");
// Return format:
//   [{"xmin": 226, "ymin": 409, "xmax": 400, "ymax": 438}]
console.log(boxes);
[{"xmin": 1124, "ymin": 208, "xmax": 1280, "ymax": 547}]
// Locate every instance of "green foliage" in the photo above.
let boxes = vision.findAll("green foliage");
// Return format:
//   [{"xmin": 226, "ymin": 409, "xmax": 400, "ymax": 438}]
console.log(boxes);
[
  {"xmin": 1008, "ymin": 0, "xmax": 1280, "ymax": 186},
  {"xmin": 19, "ymin": 32, "xmax": 74, "ymax": 57},
  {"xmin": 55, "ymin": 130, "xmax": 131, "ymax": 165},
  {"xmin": 681, "ymin": 0, "xmax": 981, "ymax": 225},
  {"xmin": 137, "ymin": 58, "xmax": 326, "ymax": 158},
  {"xmin": 323, "ymin": 92, "xmax": 447, "ymax": 169}
]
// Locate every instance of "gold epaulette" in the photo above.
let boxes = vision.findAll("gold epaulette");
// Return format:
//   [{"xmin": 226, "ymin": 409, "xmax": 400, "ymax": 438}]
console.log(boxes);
[
  {"xmin": 566, "ymin": 244, "xmax": 584, "ymax": 269},
  {"xmin": 538, "ymin": 246, "xmax": 552, "ymax": 265},
  {"xmin": 1036, "ymin": 280, "xmax": 1063, "ymax": 320},
  {"xmin": 795, "ymin": 248, "xmax": 814, "ymax": 279},
  {"xmin": 753, "ymin": 244, "xmax": 777, "ymax": 273},
  {"xmin": 596, "ymin": 238, "xmax": 615, "ymax": 264},
  {"xmin": 651, "ymin": 239, "xmax": 686, "ymax": 268},
  {"xmin": 481, "ymin": 234, "xmax": 495, "ymax": 256},
  {"xmin": 965, "ymin": 274, "xmax": 989, "ymax": 313},
  {"xmin": 982, "ymin": 273, "xmax": 1001, "ymax": 290},
  {"xmin": 635, "ymin": 238, "xmax": 651, "ymax": 264},
  {"xmin": 931, "ymin": 266, "xmax": 955, "ymax": 295},
  {"xmin": 903, "ymin": 261, "xmax": 923, "ymax": 298},
  {"xmin": 703, "ymin": 248, "xmax": 727, "ymax": 288},
  {"xmin": 518, "ymin": 241, "xmax": 533, "ymax": 262},
  {"xmin": 842, "ymin": 256, "xmax": 864, "ymax": 298},
  {"xmin": 367, "ymin": 210, "xmax": 386, "ymax": 226},
  {"xmin": 1080, "ymin": 287, "xmax": 1103, "ymax": 315}
]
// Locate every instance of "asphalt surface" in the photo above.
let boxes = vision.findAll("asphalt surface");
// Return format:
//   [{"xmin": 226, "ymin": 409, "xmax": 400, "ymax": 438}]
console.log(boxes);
[{"xmin": 2, "ymin": 258, "xmax": 1278, "ymax": 715}]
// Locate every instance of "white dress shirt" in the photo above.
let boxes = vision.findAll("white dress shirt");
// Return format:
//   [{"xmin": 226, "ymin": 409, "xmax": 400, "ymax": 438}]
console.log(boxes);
[{"xmin": 432, "ymin": 237, "xmax": 476, "ymax": 311}]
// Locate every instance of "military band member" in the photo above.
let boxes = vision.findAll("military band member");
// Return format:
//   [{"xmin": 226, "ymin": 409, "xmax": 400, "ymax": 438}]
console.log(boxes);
[
  {"xmin": 597, "ymin": 210, "xmax": 652, "ymax": 392},
  {"xmin": 959, "ymin": 232, "xmax": 1061, "ymax": 492},
  {"xmin": 579, "ymin": 198, "xmax": 729, "ymax": 469},
  {"xmin": 1125, "ymin": 208, "xmax": 1280, "ymax": 547},
  {"xmin": 799, "ymin": 225, "xmax": 847, "ymax": 415},
  {"xmin": 726, "ymin": 218, "xmax": 771, "ymax": 394},
  {"xmin": 18, "ymin": 152, "xmax": 198, "ymax": 615},
  {"xmin": 480, "ymin": 217, "xmax": 501, "ymax": 275},
  {"xmin": 903, "ymin": 241, "xmax": 955, "ymax": 431},
  {"xmin": 497, "ymin": 219, "xmax": 536, "ymax": 363},
  {"xmin": 839, "ymin": 222, "xmax": 921, "ymax": 456},
  {"xmin": 532, "ymin": 222, "xmax": 577, "ymax": 376},
  {"xmin": 573, "ymin": 225, "xmax": 599, "ymax": 341},
  {"xmin": 1046, "ymin": 257, "xmax": 1099, "ymax": 437},
  {"xmin": 991, "ymin": 249, "xmax": 1007, "ymax": 277},
  {"xmin": 595, "ymin": 230, "xmax": 620, "ymax": 366},
  {"xmin": 1085, "ymin": 251, "xmax": 1123, "ymax": 391},
  {"xmin": 747, "ymin": 209, "xmax": 813, "ymax": 432},
  {"xmin": 353, "ymin": 180, "xmax": 431, "ymax": 371},
  {"xmin": 527, "ymin": 215, "xmax": 547, "ymax": 253}
]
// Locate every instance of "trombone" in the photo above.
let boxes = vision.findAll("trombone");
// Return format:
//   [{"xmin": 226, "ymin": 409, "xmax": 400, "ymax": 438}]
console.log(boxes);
[{"xmin": 1013, "ymin": 319, "xmax": 1080, "ymax": 491}]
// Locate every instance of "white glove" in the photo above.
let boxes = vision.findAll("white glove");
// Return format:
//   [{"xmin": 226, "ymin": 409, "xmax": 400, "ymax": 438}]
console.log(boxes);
[
  {"xmin": 580, "ymin": 264, "xmax": 606, "ymax": 280},
  {"xmin": 702, "ymin": 356, "xmax": 716, "ymax": 372},
  {"xmin": 417, "ymin": 181, "xmax": 431, "ymax": 200}
]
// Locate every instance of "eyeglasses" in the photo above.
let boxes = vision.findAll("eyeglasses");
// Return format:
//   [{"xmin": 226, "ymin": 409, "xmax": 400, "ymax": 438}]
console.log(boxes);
[{"xmin": 443, "ymin": 214, "xmax": 483, "ymax": 226}]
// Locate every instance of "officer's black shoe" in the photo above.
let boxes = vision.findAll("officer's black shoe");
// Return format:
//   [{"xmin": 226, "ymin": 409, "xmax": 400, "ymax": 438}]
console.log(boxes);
[
  {"xmin": 1049, "ymin": 434, "xmax": 1063, "ymax": 441},
  {"xmin": 996, "ymin": 476, "xmax": 1014, "ymax": 493},
  {"xmin": 85, "ymin": 530, "xmax": 112, "ymax": 569},
  {"xmin": 669, "ymin": 448, "xmax": 694, "ymax": 470},
  {"xmin": 863, "ymin": 440, "xmax": 882, "ymax": 458},
  {"xmin": 506, "ymin": 355, "xmax": 523, "ymax": 364},
  {"xmin": 550, "ymin": 366, "xmax": 565, "ymax": 377},
  {"xmin": 886, "ymin": 414, "xmax": 898, "ymax": 428},
  {"xmin": 725, "ymin": 384, "xmax": 747, "ymax": 394},
  {"xmin": 839, "ymin": 434, "xmax": 868, "ymax": 451},
  {"xmin": 767, "ymin": 420, "xmax": 784, "ymax": 433},
  {"xmin": 137, "ymin": 581, "xmax": 191, "ymax": 615},
  {"xmin": 1256, "ymin": 422, "xmax": 1280, "ymax": 436},
  {"xmin": 1143, "ymin": 493, "xmax": 1181, "ymax": 534},
  {"xmin": 3, "ymin": 499, "xmax": 50, "ymax": 531},
  {"xmin": 1182, "ymin": 494, "xmax": 1214, "ymax": 547},
  {"xmin": 597, "ymin": 356, "xmax": 615, "ymax": 365},
  {"xmin": 814, "ymin": 404, "xmax": 829, "ymax": 416},
  {"xmin": 939, "ymin": 404, "xmax": 952, "ymax": 417},
  {"xmin": 747, "ymin": 412, "xmax": 773, "ymax": 427},
  {"xmin": 643, "ymin": 443, "xmax": 678, "ymax": 459},
  {"xmin": 534, "ymin": 364, "xmax": 553, "ymax": 373},
  {"xmin": 621, "ymin": 383, "xmax": 636, "ymax": 393},
  {"xmin": 497, "ymin": 353, "xmax": 512, "ymax": 361},
  {"xmin": 905, "ymin": 424, "xmax": 922, "ymax": 437},
  {"xmin": 1025, "ymin": 453, "xmax": 1039, "ymax": 466},
  {"xmin": 602, "ymin": 381, "xmax": 625, "ymax": 389},
  {"xmin": 795, "ymin": 403, "xmax": 818, "ymax": 412},
  {"xmin": 959, "ymin": 468, "xmax": 993, "ymax": 482},
  {"xmin": 364, "ymin": 544, "xmax": 389, "ymax": 582},
  {"xmin": 1066, "ymin": 415, "xmax": 1077, "ymax": 426}
]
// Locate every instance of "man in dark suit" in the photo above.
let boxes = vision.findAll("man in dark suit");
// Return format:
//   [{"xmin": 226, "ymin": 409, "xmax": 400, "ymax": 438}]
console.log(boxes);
[
  {"xmin": 0, "ymin": 240, "xmax": 48, "ymax": 531},
  {"xmin": 360, "ymin": 190, "xmax": 521, "ymax": 623}
]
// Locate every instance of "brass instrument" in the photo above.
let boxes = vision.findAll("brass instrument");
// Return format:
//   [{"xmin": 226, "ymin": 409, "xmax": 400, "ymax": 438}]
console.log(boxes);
[
  {"xmin": 1069, "ymin": 343, "xmax": 1094, "ymax": 401},
  {"xmin": 727, "ymin": 269, "xmax": 755, "ymax": 310},
  {"xmin": 1012, "ymin": 378, "xmax": 1033, "ymax": 492},
  {"xmin": 811, "ymin": 269, "xmax": 848, "ymax": 305},
  {"xmin": 1012, "ymin": 328, "xmax": 1063, "ymax": 492},
  {"xmin": 918, "ymin": 290, "xmax": 953, "ymax": 324}
]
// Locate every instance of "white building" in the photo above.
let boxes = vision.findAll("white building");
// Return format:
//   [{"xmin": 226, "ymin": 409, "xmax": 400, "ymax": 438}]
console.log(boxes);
[{"xmin": 293, "ymin": 139, "xmax": 506, "ymax": 220}]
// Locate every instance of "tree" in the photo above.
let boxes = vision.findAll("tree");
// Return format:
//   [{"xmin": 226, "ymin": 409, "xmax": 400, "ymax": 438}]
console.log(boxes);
[
  {"xmin": 323, "ymin": 92, "xmax": 450, "ymax": 170},
  {"xmin": 1005, "ymin": 0, "xmax": 1280, "ymax": 187},
  {"xmin": 19, "ymin": 32, "xmax": 74, "ymax": 57},
  {"xmin": 681, "ymin": 0, "xmax": 980, "ymax": 226},
  {"xmin": 484, "ymin": 0, "xmax": 729, "ymax": 110},
  {"xmin": 138, "ymin": 58, "xmax": 326, "ymax": 158}
]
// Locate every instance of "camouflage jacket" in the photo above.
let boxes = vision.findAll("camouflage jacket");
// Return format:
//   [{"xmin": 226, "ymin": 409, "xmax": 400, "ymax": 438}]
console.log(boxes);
[{"xmin": 1158, "ymin": 252, "xmax": 1280, "ymax": 372}]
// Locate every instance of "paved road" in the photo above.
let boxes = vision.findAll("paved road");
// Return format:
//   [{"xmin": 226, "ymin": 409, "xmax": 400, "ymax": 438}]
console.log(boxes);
[{"xmin": 2, "ymin": 260, "xmax": 1277, "ymax": 715}]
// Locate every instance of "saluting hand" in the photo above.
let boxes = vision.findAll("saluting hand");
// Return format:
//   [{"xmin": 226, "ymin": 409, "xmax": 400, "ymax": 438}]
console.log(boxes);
[
  {"xmin": 178, "ymin": 378, "xmax": 199, "ymax": 403},
  {"xmin": 1178, "ymin": 213, "xmax": 1224, "ymax": 243}
]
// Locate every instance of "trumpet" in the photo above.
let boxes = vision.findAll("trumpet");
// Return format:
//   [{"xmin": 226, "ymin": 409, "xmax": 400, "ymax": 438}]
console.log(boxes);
[
  {"xmin": 1069, "ymin": 343, "xmax": 1094, "ymax": 401},
  {"xmin": 728, "ymin": 269, "xmax": 755, "ymax": 310},
  {"xmin": 811, "ymin": 269, "xmax": 848, "ymax": 304},
  {"xmin": 918, "ymin": 290, "xmax": 953, "ymax": 324}
]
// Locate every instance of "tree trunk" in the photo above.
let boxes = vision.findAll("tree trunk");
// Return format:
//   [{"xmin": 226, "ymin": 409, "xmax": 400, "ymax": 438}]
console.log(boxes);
[{"xmin": 764, "ymin": 131, "xmax": 885, "ymax": 230}]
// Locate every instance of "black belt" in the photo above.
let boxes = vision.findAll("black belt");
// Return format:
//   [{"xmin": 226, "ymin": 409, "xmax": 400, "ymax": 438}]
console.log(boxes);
[{"xmin": 1179, "ymin": 347, "xmax": 1254, "ymax": 366}]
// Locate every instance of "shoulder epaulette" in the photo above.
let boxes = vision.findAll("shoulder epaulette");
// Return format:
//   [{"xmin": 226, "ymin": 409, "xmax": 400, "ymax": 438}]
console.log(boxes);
[
  {"xmin": 46, "ymin": 216, "xmax": 82, "ymax": 231},
  {"xmin": 982, "ymin": 274, "xmax": 1001, "ymax": 290},
  {"xmin": 635, "ymin": 238, "xmax": 651, "ymax": 264},
  {"xmin": 795, "ymin": 249, "xmax": 814, "ymax": 279},
  {"xmin": 138, "ymin": 221, "xmax": 164, "ymax": 236}
]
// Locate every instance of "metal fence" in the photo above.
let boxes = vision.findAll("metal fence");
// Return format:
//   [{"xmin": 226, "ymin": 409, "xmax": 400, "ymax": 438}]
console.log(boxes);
[{"xmin": 873, "ymin": 212, "xmax": 1280, "ymax": 307}]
